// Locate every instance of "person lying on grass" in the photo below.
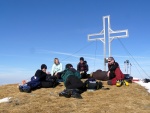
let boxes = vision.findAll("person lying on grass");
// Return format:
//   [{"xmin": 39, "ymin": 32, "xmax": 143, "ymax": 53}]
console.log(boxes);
[
  {"xmin": 59, "ymin": 64, "xmax": 86, "ymax": 99},
  {"xmin": 19, "ymin": 64, "xmax": 57, "ymax": 93}
]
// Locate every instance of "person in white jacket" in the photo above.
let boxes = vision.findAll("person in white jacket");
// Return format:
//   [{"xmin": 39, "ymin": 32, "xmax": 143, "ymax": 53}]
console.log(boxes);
[{"xmin": 51, "ymin": 58, "xmax": 63, "ymax": 79}]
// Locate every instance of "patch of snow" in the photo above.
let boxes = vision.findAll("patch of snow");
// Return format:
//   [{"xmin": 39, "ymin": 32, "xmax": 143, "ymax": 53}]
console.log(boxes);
[
  {"xmin": 0, "ymin": 97, "xmax": 12, "ymax": 103},
  {"xmin": 133, "ymin": 78, "xmax": 150, "ymax": 93}
]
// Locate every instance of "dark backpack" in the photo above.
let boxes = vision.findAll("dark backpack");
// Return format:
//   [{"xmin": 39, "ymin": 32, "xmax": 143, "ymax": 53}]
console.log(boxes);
[
  {"xmin": 143, "ymin": 78, "xmax": 150, "ymax": 83},
  {"xmin": 84, "ymin": 78, "xmax": 103, "ymax": 90},
  {"xmin": 41, "ymin": 75, "xmax": 59, "ymax": 88}
]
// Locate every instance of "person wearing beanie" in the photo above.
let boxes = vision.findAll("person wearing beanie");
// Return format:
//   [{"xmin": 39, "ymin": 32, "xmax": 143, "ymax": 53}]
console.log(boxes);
[
  {"xmin": 80, "ymin": 57, "xmax": 84, "ymax": 61},
  {"xmin": 77, "ymin": 57, "xmax": 89, "ymax": 79},
  {"xmin": 19, "ymin": 64, "xmax": 54, "ymax": 93},
  {"xmin": 41, "ymin": 64, "xmax": 47, "ymax": 70}
]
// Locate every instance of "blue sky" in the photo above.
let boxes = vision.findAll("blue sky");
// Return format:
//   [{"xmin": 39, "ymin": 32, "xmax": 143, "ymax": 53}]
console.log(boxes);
[{"xmin": 0, "ymin": 0, "xmax": 150, "ymax": 84}]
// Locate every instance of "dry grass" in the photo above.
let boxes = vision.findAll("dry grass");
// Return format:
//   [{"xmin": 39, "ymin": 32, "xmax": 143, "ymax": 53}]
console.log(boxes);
[{"xmin": 0, "ymin": 81, "xmax": 150, "ymax": 113}]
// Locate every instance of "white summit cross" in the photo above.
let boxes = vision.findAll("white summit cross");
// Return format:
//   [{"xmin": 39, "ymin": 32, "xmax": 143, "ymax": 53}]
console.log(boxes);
[{"xmin": 88, "ymin": 15, "xmax": 129, "ymax": 71}]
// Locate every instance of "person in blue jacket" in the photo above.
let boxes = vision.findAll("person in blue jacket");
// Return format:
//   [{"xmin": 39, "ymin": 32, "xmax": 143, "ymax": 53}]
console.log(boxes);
[{"xmin": 19, "ymin": 64, "xmax": 49, "ymax": 93}]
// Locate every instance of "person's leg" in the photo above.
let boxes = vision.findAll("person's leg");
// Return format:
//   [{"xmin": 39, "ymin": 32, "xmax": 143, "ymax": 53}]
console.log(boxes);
[
  {"xmin": 68, "ymin": 76, "xmax": 85, "ymax": 93},
  {"xmin": 107, "ymin": 68, "xmax": 124, "ymax": 85},
  {"xmin": 19, "ymin": 84, "xmax": 31, "ymax": 93},
  {"xmin": 114, "ymin": 68, "xmax": 124, "ymax": 80},
  {"xmin": 55, "ymin": 72, "xmax": 64, "ymax": 82},
  {"xmin": 55, "ymin": 72, "xmax": 63, "ymax": 79},
  {"xmin": 80, "ymin": 72, "xmax": 87, "ymax": 79},
  {"xmin": 60, "ymin": 76, "xmax": 84, "ymax": 99},
  {"xmin": 65, "ymin": 76, "xmax": 84, "ymax": 89}
]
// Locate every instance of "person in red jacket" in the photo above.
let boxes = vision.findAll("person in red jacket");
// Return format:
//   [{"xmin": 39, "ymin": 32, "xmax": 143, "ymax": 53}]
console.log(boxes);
[
  {"xmin": 91, "ymin": 57, "xmax": 124, "ymax": 85},
  {"xmin": 107, "ymin": 57, "xmax": 124, "ymax": 85}
]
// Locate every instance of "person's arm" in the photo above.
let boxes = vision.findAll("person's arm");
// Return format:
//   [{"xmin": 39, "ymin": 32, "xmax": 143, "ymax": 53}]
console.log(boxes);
[
  {"xmin": 34, "ymin": 70, "xmax": 41, "ymax": 78},
  {"xmin": 58, "ymin": 63, "xmax": 63, "ymax": 72},
  {"xmin": 51, "ymin": 64, "xmax": 55, "ymax": 75},
  {"xmin": 85, "ymin": 64, "xmax": 89, "ymax": 72},
  {"xmin": 77, "ymin": 63, "xmax": 80, "ymax": 71},
  {"xmin": 34, "ymin": 70, "xmax": 47, "ymax": 80}
]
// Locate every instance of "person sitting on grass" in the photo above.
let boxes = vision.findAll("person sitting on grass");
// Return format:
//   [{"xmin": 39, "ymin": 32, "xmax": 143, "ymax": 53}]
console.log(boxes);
[
  {"xmin": 107, "ymin": 57, "xmax": 124, "ymax": 85},
  {"xmin": 51, "ymin": 58, "xmax": 63, "ymax": 79},
  {"xmin": 91, "ymin": 57, "xmax": 125, "ymax": 86},
  {"xmin": 77, "ymin": 57, "xmax": 89, "ymax": 79}
]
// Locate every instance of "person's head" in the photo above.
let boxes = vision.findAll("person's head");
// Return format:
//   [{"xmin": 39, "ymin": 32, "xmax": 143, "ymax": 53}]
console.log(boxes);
[
  {"xmin": 54, "ymin": 58, "xmax": 60, "ymax": 65},
  {"xmin": 41, "ymin": 64, "xmax": 47, "ymax": 73},
  {"xmin": 80, "ymin": 57, "xmax": 84, "ymax": 63},
  {"xmin": 65, "ymin": 64, "xmax": 73, "ymax": 69},
  {"xmin": 107, "ymin": 57, "xmax": 115, "ymax": 65}
]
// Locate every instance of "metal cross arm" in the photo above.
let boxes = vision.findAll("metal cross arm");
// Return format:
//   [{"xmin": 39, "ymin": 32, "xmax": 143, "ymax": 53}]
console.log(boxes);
[
  {"xmin": 109, "ymin": 28, "xmax": 129, "ymax": 42},
  {"xmin": 88, "ymin": 30, "xmax": 105, "ymax": 43}
]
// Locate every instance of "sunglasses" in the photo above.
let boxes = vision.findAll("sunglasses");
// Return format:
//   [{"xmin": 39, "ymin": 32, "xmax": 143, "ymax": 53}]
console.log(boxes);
[{"xmin": 108, "ymin": 60, "xmax": 111, "ymax": 62}]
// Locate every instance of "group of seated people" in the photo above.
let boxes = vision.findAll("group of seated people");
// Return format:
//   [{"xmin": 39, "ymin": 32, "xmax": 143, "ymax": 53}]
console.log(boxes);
[{"xmin": 19, "ymin": 56, "xmax": 126, "ymax": 99}]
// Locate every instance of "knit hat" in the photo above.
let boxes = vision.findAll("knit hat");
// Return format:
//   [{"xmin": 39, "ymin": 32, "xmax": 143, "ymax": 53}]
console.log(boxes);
[
  {"xmin": 41, "ymin": 64, "xmax": 47, "ymax": 69},
  {"xmin": 65, "ymin": 64, "xmax": 73, "ymax": 69},
  {"xmin": 80, "ymin": 57, "xmax": 84, "ymax": 61}
]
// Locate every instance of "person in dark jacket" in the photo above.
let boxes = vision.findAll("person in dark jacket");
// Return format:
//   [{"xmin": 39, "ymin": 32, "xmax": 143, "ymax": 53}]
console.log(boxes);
[
  {"xmin": 91, "ymin": 57, "xmax": 124, "ymax": 85},
  {"xmin": 107, "ymin": 57, "xmax": 124, "ymax": 85},
  {"xmin": 19, "ymin": 64, "xmax": 54, "ymax": 93},
  {"xmin": 59, "ymin": 64, "xmax": 86, "ymax": 99},
  {"xmin": 77, "ymin": 57, "xmax": 89, "ymax": 79}
]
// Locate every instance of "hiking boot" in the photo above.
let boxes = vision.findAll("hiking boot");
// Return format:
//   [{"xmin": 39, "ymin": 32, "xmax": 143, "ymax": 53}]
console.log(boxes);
[
  {"xmin": 71, "ymin": 93, "xmax": 82, "ymax": 99},
  {"xmin": 116, "ymin": 80, "xmax": 122, "ymax": 87},
  {"xmin": 18, "ymin": 85, "xmax": 24, "ymax": 92},
  {"xmin": 70, "ymin": 89, "xmax": 83, "ymax": 99},
  {"xmin": 59, "ymin": 90, "xmax": 71, "ymax": 98},
  {"xmin": 123, "ymin": 80, "xmax": 129, "ymax": 86},
  {"xmin": 22, "ymin": 85, "xmax": 31, "ymax": 93}
]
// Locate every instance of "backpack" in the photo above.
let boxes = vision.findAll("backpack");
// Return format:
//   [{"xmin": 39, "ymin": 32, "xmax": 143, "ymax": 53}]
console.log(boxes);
[
  {"xmin": 143, "ymin": 78, "xmax": 150, "ymax": 83},
  {"xmin": 41, "ymin": 75, "xmax": 59, "ymax": 88},
  {"xmin": 84, "ymin": 78, "xmax": 103, "ymax": 90}
]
